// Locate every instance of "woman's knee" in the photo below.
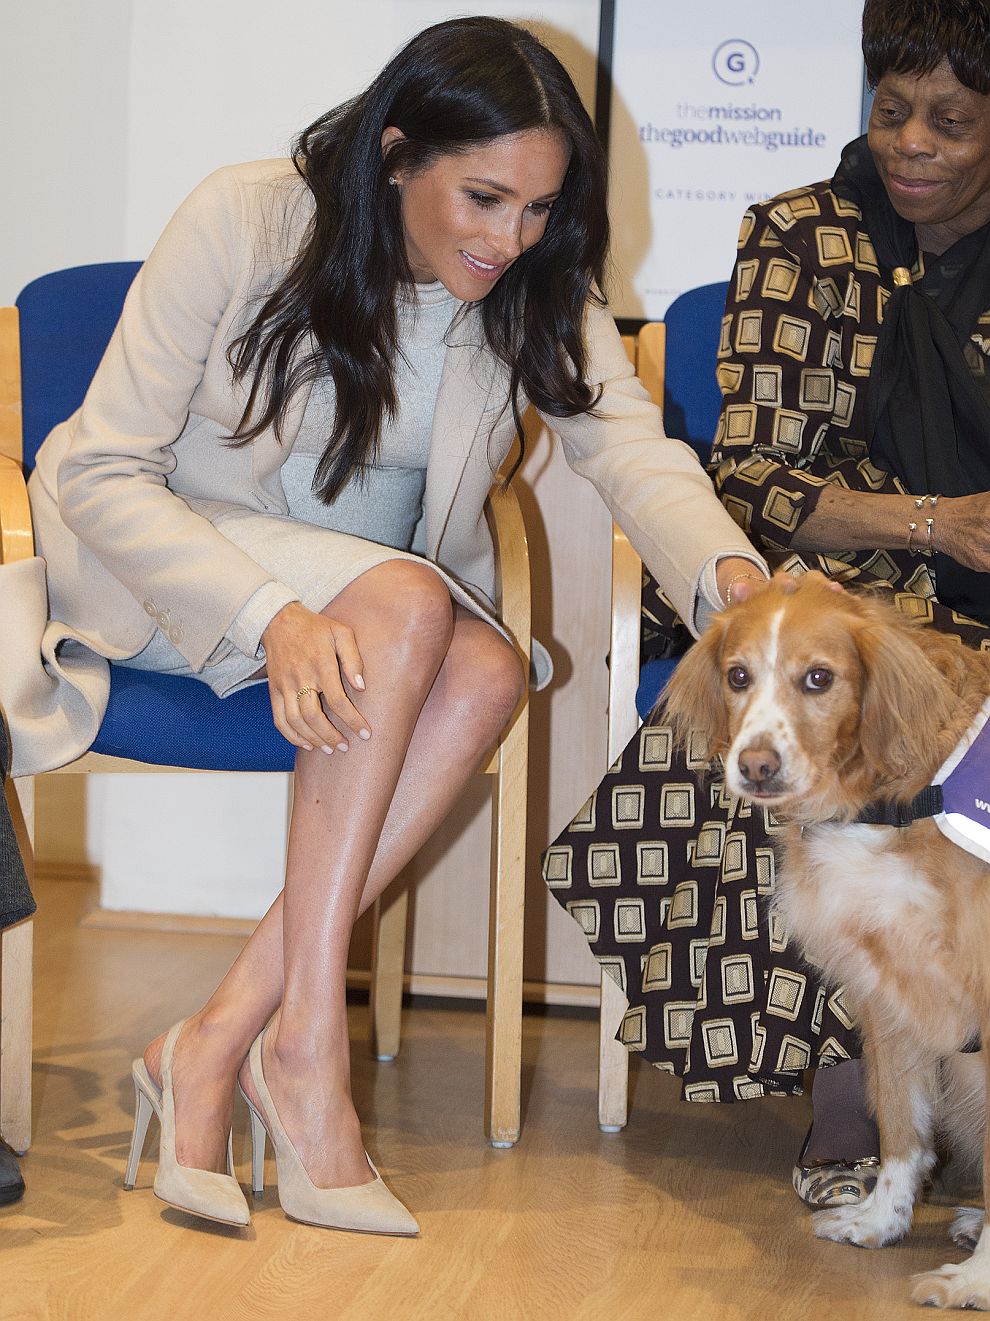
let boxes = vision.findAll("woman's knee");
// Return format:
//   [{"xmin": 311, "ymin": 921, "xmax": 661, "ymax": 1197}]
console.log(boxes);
[
  {"xmin": 344, "ymin": 561, "xmax": 455, "ymax": 658},
  {"xmin": 449, "ymin": 629, "xmax": 526, "ymax": 735}
]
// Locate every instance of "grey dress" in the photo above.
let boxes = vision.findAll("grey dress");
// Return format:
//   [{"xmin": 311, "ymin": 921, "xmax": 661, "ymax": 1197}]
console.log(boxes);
[{"xmin": 118, "ymin": 280, "xmax": 492, "ymax": 694}]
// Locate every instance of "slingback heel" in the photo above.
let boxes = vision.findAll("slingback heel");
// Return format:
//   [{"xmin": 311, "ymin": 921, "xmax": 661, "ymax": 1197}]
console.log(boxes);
[
  {"xmin": 124, "ymin": 1020, "xmax": 251, "ymax": 1227},
  {"xmin": 239, "ymin": 1029, "xmax": 418, "ymax": 1236}
]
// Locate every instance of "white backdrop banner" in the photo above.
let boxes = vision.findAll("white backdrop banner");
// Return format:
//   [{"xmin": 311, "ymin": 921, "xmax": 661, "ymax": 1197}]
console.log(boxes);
[{"xmin": 605, "ymin": 0, "xmax": 866, "ymax": 319}]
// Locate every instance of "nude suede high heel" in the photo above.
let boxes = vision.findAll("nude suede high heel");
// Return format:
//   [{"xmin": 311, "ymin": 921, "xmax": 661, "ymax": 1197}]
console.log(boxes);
[
  {"xmin": 239, "ymin": 1029, "xmax": 419, "ymax": 1236},
  {"xmin": 124, "ymin": 1020, "xmax": 251, "ymax": 1227}
]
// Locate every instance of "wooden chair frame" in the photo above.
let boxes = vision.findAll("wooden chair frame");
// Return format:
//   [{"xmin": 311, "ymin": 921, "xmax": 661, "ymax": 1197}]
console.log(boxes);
[
  {"xmin": 597, "ymin": 325, "xmax": 663, "ymax": 1132},
  {"xmin": 0, "ymin": 301, "xmax": 530, "ymax": 1153}
]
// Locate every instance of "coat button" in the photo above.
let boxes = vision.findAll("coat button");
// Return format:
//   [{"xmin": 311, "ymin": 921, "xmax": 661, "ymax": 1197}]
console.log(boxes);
[
  {"xmin": 143, "ymin": 600, "xmax": 156, "ymax": 615},
  {"xmin": 169, "ymin": 627, "xmax": 184, "ymax": 644},
  {"xmin": 156, "ymin": 611, "xmax": 170, "ymax": 628}
]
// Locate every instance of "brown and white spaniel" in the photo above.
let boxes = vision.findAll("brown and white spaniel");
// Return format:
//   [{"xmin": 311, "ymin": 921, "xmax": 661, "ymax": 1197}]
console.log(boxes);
[{"xmin": 664, "ymin": 572, "xmax": 990, "ymax": 1311}]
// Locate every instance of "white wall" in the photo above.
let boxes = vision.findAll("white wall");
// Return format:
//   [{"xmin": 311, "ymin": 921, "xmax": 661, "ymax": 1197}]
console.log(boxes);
[
  {"xmin": 3, "ymin": 1, "xmax": 132, "ymax": 303},
  {"xmin": 2, "ymin": 2, "xmax": 600, "ymax": 300}
]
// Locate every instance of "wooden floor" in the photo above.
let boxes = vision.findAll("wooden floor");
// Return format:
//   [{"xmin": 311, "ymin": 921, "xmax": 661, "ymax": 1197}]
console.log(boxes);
[{"xmin": 1, "ymin": 877, "xmax": 977, "ymax": 1320}]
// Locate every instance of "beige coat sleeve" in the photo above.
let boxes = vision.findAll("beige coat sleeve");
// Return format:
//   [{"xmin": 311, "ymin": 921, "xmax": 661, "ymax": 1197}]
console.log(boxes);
[
  {"xmin": 53, "ymin": 166, "xmax": 281, "ymax": 671},
  {"xmin": 544, "ymin": 298, "xmax": 765, "ymax": 634}
]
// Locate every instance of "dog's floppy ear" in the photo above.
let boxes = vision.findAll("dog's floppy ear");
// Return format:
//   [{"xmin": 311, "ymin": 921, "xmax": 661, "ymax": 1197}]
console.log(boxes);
[
  {"xmin": 856, "ymin": 615, "xmax": 959, "ymax": 786},
  {"xmin": 662, "ymin": 615, "xmax": 730, "ymax": 756}
]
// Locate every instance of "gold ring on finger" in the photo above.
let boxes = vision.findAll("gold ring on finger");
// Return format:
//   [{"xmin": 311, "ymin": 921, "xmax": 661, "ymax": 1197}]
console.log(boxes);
[{"xmin": 297, "ymin": 686, "xmax": 318, "ymax": 700}]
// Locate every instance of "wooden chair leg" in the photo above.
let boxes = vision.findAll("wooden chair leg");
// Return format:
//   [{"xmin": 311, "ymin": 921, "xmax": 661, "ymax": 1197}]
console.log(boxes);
[
  {"xmin": 369, "ymin": 879, "xmax": 409, "ymax": 1062},
  {"xmin": 604, "ymin": 522, "xmax": 643, "ymax": 1130},
  {"xmin": 485, "ymin": 701, "xmax": 528, "ymax": 1148},
  {"xmin": 598, "ymin": 969, "xmax": 629, "ymax": 1132},
  {"xmin": 1, "ymin": 776, "xmax": 34, "ymax": 1152}
]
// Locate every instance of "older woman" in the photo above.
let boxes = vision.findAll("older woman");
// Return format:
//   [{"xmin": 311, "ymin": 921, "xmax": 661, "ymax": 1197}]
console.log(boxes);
[
  {"xmin": 3, "ymin": 17, "xmax": 763, "ymax": 1234},
  {"xmin": 546, "ymin": 0, "xmax": 990, "ymax": 1207}
]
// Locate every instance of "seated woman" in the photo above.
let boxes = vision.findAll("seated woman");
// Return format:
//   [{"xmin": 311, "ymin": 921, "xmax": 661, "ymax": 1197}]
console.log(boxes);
[
  {"xmin": 1, "ymin": 18, "xmax": 763, "ymax": 1234},
  {"xmin": 545, "ymin": 0, "xmax": 990, "ymax": 1208}
]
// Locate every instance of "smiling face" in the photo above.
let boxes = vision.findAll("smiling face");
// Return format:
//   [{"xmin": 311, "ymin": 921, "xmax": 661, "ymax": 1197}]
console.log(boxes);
[
  {"xmin": 868, "ymin": 58, "xmax": 990, "ymax": 253},
  {"xmin": 383, "ymin": 128, "xmax": 570, "ymax": 299}
]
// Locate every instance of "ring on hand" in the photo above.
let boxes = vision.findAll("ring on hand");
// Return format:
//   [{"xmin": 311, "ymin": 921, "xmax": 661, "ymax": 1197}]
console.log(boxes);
[{"xmin": 296, "ymin": 686, "xmax": 317, "ymax": 700}]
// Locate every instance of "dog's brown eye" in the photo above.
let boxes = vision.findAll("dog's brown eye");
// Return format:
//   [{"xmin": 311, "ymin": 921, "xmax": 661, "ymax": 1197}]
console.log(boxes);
[
  {"xmin": 727, "ymin": 666, "xmax": 749, "ymax": 690},
  {"xmin": 805, "ymin": 667, "xmax": 833, "ymax": 691}
]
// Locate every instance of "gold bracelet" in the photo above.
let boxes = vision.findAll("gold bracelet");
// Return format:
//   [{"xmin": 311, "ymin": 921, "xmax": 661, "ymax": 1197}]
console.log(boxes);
[
  {"xmin": 724, "ymin": 572, "xmax": 766, "ymax": 607},
  {"xmin": 907, "ymin": 496, "xmax": 939, "ymax": 553}
]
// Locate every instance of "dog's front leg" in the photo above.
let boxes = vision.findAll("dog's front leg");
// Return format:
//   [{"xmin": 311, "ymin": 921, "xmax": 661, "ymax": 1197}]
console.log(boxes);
[
  {"xmin": 813, "ymin": 1023, "xmax": 936, "ymax": 1250},
  {"xmin": 912, "ymin": 1046, "xmax": 990, "ymax": 1310}
]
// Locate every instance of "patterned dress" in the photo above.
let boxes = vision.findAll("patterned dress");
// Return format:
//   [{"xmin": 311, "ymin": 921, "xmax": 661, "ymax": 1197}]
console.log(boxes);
[{"xmin": 544, "ymin": 177, "xmax": 990, "ymax": 1102}]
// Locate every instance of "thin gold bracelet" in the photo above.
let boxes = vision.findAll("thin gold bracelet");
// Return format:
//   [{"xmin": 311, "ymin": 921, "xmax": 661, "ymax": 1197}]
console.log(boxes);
[
  {"xmin": 724, "ymin": 572, "xmax": 766, "ymax": 606},
  {"xmin": 906, "ymin": 495, "xmax": 938, "ymax": 553}
]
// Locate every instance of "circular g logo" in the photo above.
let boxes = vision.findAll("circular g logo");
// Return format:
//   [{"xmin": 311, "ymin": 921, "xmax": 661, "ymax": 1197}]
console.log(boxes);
[{"xmin": 713, "ymin": 39, "xmax": 760, "ymax": 86}]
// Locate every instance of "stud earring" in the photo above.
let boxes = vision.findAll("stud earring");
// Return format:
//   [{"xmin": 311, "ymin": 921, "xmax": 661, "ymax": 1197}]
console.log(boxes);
[{"xmin": 388, "ymin": 176, "xmax": 398, "ymax": 186}]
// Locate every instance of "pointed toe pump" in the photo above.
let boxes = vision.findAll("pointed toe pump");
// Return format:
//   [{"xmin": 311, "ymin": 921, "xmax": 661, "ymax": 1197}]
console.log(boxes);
[
  {"xmin": 125, "ymin": 1019, "xmax": 251, "ymax": 1228},
  {"xmin": 240, "ymin": 1030, "xmax": 418, "ymax": 1236}
]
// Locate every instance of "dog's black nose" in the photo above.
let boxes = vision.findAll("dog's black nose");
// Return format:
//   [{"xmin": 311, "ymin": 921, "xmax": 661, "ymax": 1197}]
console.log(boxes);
[{"xmin": 738, "ymin": 745, "xmax": 781, "ymax": 785}]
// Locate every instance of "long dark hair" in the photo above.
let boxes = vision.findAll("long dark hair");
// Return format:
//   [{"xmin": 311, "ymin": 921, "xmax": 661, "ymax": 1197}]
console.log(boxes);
[
  {"xmin": 228, "ymin": 16, "xmax": 609, "ymax": 500},
  {"xmin": 863, "ymin": 0, "xmax": 990, "ymax": 94}
]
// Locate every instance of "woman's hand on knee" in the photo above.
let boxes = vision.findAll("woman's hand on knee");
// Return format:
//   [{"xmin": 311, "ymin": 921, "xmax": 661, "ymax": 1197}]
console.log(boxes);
[{"xmin": 261, "ymin": 602, "xmax": 371, "ymax": 752}]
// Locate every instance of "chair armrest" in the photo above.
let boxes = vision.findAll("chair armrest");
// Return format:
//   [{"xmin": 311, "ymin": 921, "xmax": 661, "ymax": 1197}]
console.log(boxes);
[
  {"xmin": 0, "ymin": 307, "xmax": 22, "ymax": 467},
  {"xmin": 486, "ymin": 484, "xmax": 531, "ymax": 662},
  {"xmin": 636, "ymin": 322, "xmax": 665, "ymax": 408},
  {"xmin": 0, "ymin": 454, "xmax": 33, "ymax": 565},
  {"xmin": 608, "ymin": 522, "xmax": 643, "ymax": 765},
  {"xmin": 607, "ymin": 320, "xmax": 658, "ymax": 765}
]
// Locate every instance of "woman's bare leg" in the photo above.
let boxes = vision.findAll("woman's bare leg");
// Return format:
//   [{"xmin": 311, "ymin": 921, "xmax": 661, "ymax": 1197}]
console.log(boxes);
[{"xmin": 144, "ymin": 564, "xmax": 523, "ymax": 1184}]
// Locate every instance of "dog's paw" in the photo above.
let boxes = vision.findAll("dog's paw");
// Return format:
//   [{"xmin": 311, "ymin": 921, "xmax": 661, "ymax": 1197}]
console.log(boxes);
[
  {"xmin": 911, "ymin": 1259, "xmax": 990, "ymax": 1311},
  {"xmin": 812, "ymin": 1193, "xmax": 911, "ymax": 1248},
  {"xmin": 949, "ymin": 1207, "xmax": 985, "ymax": 1251}
]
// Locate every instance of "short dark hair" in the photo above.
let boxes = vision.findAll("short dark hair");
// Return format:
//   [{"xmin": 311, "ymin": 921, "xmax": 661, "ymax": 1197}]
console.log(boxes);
[
  {"xmin": 230, "ymin": 16, "xmax": 608, "ymax": 499},
  {"xmin": 863, "ymin": 0, "xmax": 990, "ymax": 94}
]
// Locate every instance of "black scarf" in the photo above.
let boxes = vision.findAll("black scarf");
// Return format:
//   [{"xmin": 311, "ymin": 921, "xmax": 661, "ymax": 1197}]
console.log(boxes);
[{"xmin": 832, "ymin": 135, "xmax": 990, "ymax": 625}]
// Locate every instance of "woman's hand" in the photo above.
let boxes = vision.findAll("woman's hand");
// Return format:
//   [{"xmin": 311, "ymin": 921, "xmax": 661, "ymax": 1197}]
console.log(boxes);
[
  {"xmin": 261, "ymin": 601, "xmax": 371, "ymax": 753},
  {"xmin": 715, "ymin": 560, "xmax": 846, "ymax": 610},
  {"xmin": 932, "ymin": 493, "xmax": 990, "ymax": 574},
  {"xmin": 715, "ymin": 557, "xmax": 769, "ymax": 609}
]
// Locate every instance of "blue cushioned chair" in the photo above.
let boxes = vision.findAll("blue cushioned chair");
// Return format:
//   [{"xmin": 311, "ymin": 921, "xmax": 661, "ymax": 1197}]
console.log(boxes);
[
  {"xmin": 16, "ymin": 262, "xmax": 299, "ymax": 771},
  {"xmin": 634, "ymin": 282, "xmax": 730, "ymax": 722},
  {"xmin": 0, "ymin": 264, "xmax": 532, "ymax": 1151},
  {"xmin": 599, "ymin": 283, "xmax": 730, "ymax": 1133}
]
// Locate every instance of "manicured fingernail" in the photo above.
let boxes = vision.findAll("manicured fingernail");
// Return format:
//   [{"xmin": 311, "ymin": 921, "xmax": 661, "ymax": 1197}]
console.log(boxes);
[
  {"xmin": 302, "ymin": 743, "xmax": 313, "ymax": 751},
  {"xmin": 359, "ymin": 728, "xmax": 371, "ymax": 740},
  {"xmin": 354, "ymin": 674, "xmax": 365, "ymax": 691},
  {"xmin": 337, "ymin": 741, "xmax": 349, "ymax": 752},
  {"xmin": 322, "ymin": 745, "xmax": 334, "ymax": 755}
]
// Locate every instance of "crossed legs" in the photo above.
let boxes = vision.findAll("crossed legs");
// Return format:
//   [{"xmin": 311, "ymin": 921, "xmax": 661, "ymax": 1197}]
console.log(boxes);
[{"xmin": 143, "ymin": 560, "xmax": 524, "ymax": 1189}]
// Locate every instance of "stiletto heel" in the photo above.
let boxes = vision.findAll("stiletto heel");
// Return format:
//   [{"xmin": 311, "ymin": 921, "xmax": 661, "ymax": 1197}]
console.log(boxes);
[
  {"xmin": 238, "ymin": 1029, "xmax": 418, "ymax": 1235},
  {"xmin": 126, "ymin": 1020, "xmax": 251, "ymax": 1227},
  {"xmin": 246, "ymin": 1094, "xmax": 267, "ymax": 1196},
  {"xmin": 124, "ymin": 1070, "xmax": 155, "ymax": 1191}
]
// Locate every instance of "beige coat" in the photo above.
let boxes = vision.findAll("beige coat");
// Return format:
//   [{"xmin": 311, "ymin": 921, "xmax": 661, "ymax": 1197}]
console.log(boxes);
[{"xmin": 1, "ymin": 159, "xmax": 758, "ymax": 776}]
